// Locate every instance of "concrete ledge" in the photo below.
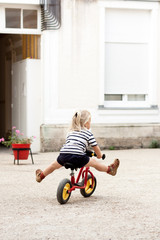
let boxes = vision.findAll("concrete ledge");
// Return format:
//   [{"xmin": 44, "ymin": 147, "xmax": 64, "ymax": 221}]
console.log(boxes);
[
  {"xmin": 40, "ymin": 124, "xmax": 68, "ymax": 152},
  {"xmin": 40, "ymin": 123, "xmax": 160, "ymax": 152}
]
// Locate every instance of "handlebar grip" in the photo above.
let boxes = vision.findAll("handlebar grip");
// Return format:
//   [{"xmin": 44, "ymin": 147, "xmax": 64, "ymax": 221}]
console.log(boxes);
[
  {"xmin": 86, "ymin": 149, "xmax": 95, "ymax": 157},
  {"xmin": 86, "ymin": 150, "xmax": 105, "ymax": 160},
  {"xmin": 93, "ymin": 152, "xmax": 97, "ymax": 157}
]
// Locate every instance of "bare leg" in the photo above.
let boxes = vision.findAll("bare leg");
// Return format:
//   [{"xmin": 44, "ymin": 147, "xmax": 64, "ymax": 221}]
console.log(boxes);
[
  {"xmin": 36, "ymin": 160, "xmax": 62, "ymax": 182},
  {"xmin": 43, "ymin": 160, "xmax": 62, "ymax": 177},
  {"xmin": 85, "ymin": 158, "xmax": 108, "ymax": 172},
  {"xmin": 85, "ymin": 158, "xmax": 120, "ymax": 176}
]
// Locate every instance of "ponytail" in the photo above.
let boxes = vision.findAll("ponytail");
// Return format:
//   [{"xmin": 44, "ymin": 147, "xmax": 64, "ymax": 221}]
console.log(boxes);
[
  {"xmin": 70, "ymin": 110, "xmax": 91, "ymax": 131},
  {"xmin": 70, "ymin": 111, "xmax": 81, "ymax": 131}
]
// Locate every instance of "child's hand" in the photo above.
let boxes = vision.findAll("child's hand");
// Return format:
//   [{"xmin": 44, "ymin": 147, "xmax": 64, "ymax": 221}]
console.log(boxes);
[{"xmin": 93, "ymin": 145, "xmax": 103, "ymax": 159}]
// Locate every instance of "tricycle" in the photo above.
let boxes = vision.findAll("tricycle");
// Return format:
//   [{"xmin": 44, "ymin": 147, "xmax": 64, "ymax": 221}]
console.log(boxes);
[{"xmin": 57, "ymin": 150, "xmax": 105, "ymax": 204}]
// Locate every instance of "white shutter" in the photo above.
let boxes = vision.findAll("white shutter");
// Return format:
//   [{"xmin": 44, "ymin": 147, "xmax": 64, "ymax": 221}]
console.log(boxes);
[
  {"xmin": 104, "ymin": 43, "xmax": 149, "ymax": 94},
  {"xmin": 105, "ymin": 8, "xmax": 150, "ymax": 95}
]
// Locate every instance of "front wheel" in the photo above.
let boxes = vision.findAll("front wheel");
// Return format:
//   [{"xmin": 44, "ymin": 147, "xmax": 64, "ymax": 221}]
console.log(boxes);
[
  {"xmin": 80, "ymin": 174, "xmax": 97, "ymax": 197},
  {"xmin": 57, "ymin": 178, "xmax": 72, "ymax": 204}
]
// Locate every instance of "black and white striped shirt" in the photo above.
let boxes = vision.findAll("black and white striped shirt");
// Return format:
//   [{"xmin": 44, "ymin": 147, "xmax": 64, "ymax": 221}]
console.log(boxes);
[{"xmin": 60, "ymin": 129, "xmax": 97, "ymax": 155}]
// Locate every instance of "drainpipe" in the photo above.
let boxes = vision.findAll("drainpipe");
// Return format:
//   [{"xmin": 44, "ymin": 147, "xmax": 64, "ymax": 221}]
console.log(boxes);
[{"xmin": 40, "ymin": 0, "xmax": 61, "ymax": 30}]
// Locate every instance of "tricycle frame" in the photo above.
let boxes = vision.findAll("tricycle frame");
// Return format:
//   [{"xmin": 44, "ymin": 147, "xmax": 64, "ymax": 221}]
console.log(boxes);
[{"xmin": 69, "ymin": 166, "xmax": 95, "ymax": 193}]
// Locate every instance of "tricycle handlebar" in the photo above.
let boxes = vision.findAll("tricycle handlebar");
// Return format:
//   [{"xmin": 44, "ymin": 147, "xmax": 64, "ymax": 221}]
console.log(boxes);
[{"xmin": 86, "ymin": 149, "xmax": 105, "ymax": 160}]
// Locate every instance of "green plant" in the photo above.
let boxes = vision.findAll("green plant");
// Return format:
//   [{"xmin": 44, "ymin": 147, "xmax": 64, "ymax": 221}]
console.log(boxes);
[
  {"xmin": 0, "ymin": 126, "xmax": 36, "ymax": 147},
  {"xmin": 150, "ymin": 140, "xmax": 160, "ymax": 148},
  {"xmin": 109, "ymin": 146, "xmax": 115, "ymax": 150}
]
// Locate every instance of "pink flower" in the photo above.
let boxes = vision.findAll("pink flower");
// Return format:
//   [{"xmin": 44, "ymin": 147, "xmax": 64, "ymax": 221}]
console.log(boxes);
[
  {"xmin": 12, "ymin": 126, "xmax": 16, "ymax": 129},
  {"xmin": 33, "ymin": 136, "xmax": 36, "ymax": 139},
  {"xmin": 15, "ymin": 130, "xmax": 20, "ymax": 135},
  {"xmin": 0, "ymin": 138, "xmax": 4, "ymax": 142}
]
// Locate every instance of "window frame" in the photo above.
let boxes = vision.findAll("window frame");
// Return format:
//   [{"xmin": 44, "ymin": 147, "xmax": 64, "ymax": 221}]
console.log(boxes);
[
  {"xmin": 98, "ymin": 1, "xmax": 158, "ymax": 110},
  {"xmin": 0, "ymin": 4, "xmax": 41, "ymax": 34},
  {"xmin": 104, "ymin": 94, "xmax": 150, "ymax": 108}
]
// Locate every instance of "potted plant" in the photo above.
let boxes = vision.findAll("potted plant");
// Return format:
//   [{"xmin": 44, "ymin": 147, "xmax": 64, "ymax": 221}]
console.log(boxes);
[{"xmin": 0, "ymin": 126, "xmax": 36, "ymax": 160}]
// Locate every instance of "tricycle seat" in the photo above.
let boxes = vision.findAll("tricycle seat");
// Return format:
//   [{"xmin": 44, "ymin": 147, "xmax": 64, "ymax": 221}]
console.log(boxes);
[{"xmin": 64, "ymin": 163, "xmax": 78, "ymax": 171}]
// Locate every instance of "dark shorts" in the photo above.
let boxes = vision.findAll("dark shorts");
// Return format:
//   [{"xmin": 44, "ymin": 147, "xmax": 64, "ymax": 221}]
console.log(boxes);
[{"xmin": 57, "ymin": 153, "xmax": 90, "ymax": 169}]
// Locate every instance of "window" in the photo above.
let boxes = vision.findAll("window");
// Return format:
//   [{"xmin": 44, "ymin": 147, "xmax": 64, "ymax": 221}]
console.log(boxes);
[
  {"xmin": 23, "ymin": 10, "xmax": 37, "ymax": 29},
  {"xmin": 104, "ymin": 94, "xmax": 147, "ymax": 108},
  {"xmin": 5, "ymin": 9, "xmax": 21, "ymax": 28},
  {"xmin": 104, "ymin": 8, "xmax": 151, "ymax": 108},
  {"xmin": 128, "ymin": 95, "xmax": 145, "ymax": 101},
  {"xmin": 5, "ymin": 8, "xmax": 38, "ymax": 29},
  {"xmin": 105, "ymin": 94, "xmax": 122, "ymax": 101}
]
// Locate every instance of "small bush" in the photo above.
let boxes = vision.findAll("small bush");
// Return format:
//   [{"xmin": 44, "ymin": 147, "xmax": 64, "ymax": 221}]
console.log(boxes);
[
  {"xmin": 109, "ymin": 146, "xmax": 115, "ymax": 150},
  {"xmin": 150, "ymin": 140, "xmax": 160, "ymax": 148}
]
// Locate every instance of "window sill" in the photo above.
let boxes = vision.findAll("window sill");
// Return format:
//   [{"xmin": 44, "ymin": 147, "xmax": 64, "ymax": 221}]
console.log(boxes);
[{"xmin": 98, "ymin": 105, "xmax": 158, "ymax": 111}]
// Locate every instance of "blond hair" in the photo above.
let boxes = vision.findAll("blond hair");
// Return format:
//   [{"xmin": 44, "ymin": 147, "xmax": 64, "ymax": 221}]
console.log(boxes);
[{"xmin": 70, "ymin": 110, "xmax": 91, "ymax": 131}]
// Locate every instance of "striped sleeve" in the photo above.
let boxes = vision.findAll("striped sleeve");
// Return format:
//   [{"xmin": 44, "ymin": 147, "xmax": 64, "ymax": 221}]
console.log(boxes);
[{"xmin": 88, "ymin": 132, "xmax": 97, "ymax": 147}]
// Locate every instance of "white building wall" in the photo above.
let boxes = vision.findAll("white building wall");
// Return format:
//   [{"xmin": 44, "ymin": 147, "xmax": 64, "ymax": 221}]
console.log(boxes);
[
  {"xmin": 1, "ymin": 0, "xmax": 160, "ymax": 151},
  {"xmin": 42, "ymin": 0, "xmax": 100, "ymax": 125},
  {"xmin": 42, "ymin": 0, "xmax": 160, "ymax": 125},
  {"xmin": 58, "ymin": 0, "xmax": 99, "ymax": 109}
]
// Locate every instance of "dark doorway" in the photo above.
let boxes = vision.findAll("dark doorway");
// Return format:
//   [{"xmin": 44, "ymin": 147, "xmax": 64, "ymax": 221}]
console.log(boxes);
[{"xmin": 0, "ymin": 34, "xmax": 40, "ymax": 140}]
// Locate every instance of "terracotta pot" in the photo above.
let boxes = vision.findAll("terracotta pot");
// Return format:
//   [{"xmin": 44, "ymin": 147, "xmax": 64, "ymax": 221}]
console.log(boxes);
[{"xmin": 12, "ymin": 144, "xmax": 30, "ymax": 160}]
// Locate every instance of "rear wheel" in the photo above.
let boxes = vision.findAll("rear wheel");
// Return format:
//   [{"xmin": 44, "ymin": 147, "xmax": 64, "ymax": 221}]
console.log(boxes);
[
  {"xmin": 80, "ymin": 174, "xmax": 97, "ymax": 197},
  {"xmin": 57, "ymin": 178, "xmax": 72, "ymax": 204}
]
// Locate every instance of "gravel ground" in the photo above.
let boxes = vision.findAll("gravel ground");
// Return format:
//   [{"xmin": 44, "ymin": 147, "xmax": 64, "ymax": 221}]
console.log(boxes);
[{"xmin": 0, "ymin": 147, "xmax": 160, "ymax": 240}]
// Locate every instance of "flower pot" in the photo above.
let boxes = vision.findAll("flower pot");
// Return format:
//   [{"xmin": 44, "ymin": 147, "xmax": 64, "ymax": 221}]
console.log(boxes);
[{"xmin": 12, "ymin": 144, "xmax": 30, "ymax": 160}]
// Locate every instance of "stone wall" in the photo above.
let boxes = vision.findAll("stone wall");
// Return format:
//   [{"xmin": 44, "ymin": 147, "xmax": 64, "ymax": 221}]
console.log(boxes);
[{"xmin": 40, "ymin": 123, "xmax": 160, "ymax": 152}]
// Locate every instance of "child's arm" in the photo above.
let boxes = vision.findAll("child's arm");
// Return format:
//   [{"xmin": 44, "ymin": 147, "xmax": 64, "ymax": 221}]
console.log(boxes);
[{"xmin": 92, "ymin": 145, "xmax": 103, "ymax": 159}]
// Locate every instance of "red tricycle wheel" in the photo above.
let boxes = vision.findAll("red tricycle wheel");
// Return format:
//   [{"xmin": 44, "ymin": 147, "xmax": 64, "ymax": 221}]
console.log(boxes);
[{"xmin": 80, "ymin": 174, "xmax": 97, "ymax": 197}]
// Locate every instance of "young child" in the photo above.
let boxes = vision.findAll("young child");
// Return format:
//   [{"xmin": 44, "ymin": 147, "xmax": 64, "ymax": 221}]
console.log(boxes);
[{"xmin": 36, "ymin": 110, "xmax": 120, "ymax": 182}]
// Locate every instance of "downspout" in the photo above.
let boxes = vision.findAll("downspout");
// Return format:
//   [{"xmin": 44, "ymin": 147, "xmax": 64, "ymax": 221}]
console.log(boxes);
[{"xmin": 40, "ymin": 0, "xmax": 61, "ymax": 30}]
